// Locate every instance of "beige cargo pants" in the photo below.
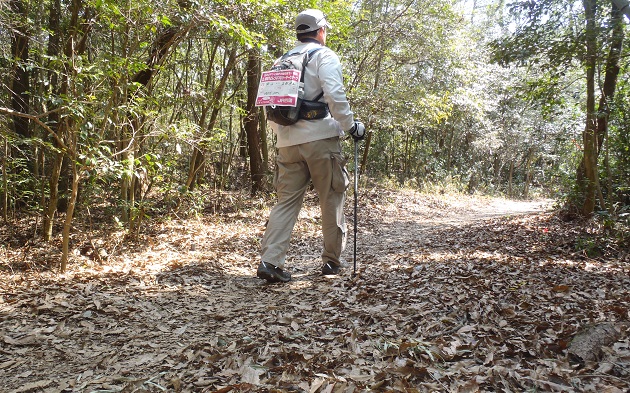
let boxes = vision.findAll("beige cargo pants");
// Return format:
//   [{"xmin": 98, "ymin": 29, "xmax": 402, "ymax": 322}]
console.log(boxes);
[{"xmin": 261, "ymin": 137, "xmax": 349, "ymax": 269}]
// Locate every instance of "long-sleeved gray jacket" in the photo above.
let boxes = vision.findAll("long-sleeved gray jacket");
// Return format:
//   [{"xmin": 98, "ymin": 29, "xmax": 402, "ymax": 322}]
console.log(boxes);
[{"xmin": 269, "ymin": 41, "xmax": 355, "ymax": 148}]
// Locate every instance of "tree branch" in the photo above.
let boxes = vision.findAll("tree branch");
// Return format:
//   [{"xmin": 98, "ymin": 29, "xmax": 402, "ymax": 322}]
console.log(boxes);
[{"xmin": 0, "ymin": 106, "xmax": 68, "ymax": 153}]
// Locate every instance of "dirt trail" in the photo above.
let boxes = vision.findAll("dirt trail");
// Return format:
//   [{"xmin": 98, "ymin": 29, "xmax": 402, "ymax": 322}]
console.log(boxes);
[
  {"xmin": 462, "ymin": 197, "xmax": 553, "ymax": 220},
  {"xmin": 427, "ymin": 198, "xmax": 554, "ymax": 229},
  {"xmin": 1, "ymin": 191, "xmax": 627, "ymax": 393}
]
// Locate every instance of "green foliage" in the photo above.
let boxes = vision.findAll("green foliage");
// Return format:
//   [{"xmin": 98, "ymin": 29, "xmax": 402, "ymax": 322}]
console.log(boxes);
[
  {"xmin": 489, "ymin": 0, "xmax": 630, "ymax": 214},
  {"xmin": 1, "ymin": 155, "xmax": 39, "ymax": 211},
  {"xmin": 2, "ymin": 0, "xmax": 628, "ymax": 266},
  {"xmin": 608, "ymin": 66, "xmax": 630, "ymax": 211},
  {"xmin": 490, "ymin": 0, "xmax": 585, "ymax": 67}
]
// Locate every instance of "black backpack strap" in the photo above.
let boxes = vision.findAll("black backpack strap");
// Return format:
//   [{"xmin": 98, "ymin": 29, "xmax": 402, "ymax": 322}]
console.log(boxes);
[
  {"xmin": 301, "ymin": 47, "xmax": 325, "ymax": 101},
  {"xmin": 306, "ymin": 47, "xmax": 323, "ymax": 57},
  {"xmin": 299, "ymin": 47, "xmax": 323, "ymax": 83},
  {"xmin": 312, "ymin": 91, "xmax": 324, "ymax": 101}
]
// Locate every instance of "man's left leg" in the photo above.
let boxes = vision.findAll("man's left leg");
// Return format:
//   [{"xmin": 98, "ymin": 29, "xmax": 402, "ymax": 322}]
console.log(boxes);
[{"xmin": 301, "ymin": 137, "xmax": 348, "ymax": 274}]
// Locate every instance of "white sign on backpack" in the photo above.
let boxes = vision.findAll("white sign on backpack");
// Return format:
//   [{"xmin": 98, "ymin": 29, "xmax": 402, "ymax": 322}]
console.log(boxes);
[{"xmin": 255, "ymin": 69, "xmax": 301, "ymax": 107}]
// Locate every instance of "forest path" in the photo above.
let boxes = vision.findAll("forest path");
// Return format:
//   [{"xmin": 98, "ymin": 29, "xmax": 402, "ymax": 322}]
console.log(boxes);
[{"xmin": 1, "ymin": 190, "xmax": 627, "ymax": 393}]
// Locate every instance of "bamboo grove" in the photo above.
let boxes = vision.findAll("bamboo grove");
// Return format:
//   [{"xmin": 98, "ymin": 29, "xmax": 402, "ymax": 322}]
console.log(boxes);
[{"xmin": 1, "ymin": 0, "xmax": 629, "ymax": 271}]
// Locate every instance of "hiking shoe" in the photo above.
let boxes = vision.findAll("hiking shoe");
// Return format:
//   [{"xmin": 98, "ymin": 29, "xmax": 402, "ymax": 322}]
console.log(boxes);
[
  {"xmin": 321, "ymin": 262, "xmax": 340, "ymax": 275},
  {"xmin": 257, "ymin": 261, "xmax": 291, "ymax": 283}
]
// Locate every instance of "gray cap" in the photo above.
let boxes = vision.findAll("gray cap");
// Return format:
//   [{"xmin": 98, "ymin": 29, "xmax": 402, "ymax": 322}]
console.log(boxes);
[{"xmin": 295, "ymin": 9, "xmax": 331, "ymax": 33}]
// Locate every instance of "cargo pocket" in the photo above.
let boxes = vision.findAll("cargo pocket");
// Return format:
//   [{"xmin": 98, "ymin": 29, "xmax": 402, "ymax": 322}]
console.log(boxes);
[
  {"xmin": 331, "ymin": 153, "xmax": 350, "ymax": 192},
  {"xmin": 272, "ymin": 160, "xmax": 279, "ymax": 190}
]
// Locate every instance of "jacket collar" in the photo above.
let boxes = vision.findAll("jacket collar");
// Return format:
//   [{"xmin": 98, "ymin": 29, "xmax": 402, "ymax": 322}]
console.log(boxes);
[{"xmin": 299, "ymin": 38, "xmax": 322, "ymax": 45}]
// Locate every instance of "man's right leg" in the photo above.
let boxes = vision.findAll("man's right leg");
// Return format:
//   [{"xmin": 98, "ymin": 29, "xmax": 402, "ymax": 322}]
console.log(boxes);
[{"xmin": 259, "ymin": 146, "xmax": 310, "ymax": 281}]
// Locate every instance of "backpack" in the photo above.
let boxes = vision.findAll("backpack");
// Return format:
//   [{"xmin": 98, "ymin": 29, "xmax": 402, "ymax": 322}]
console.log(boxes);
[{"xmin": 265, "ymin": 47, "xmax": 327, "ymax": 126}]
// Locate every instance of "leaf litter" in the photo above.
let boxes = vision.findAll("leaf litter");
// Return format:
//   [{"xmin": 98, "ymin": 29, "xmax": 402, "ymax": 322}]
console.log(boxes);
[{"xmin": 0, "ymin": 189, "xmax": 628, "ymax": 392}]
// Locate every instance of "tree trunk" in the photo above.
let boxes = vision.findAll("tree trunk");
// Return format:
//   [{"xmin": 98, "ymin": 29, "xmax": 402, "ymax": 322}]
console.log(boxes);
[
  {"xmin": 508, "ymin": 161, "xmax": 514, "ymax": 197},
  {"xmin": 44, "ymin": 153, "xmax": 63, "ymax": 241},
  {"xmin": 576, "ymin": 0, "xmax": 623, "ymax": 216},
  {"xmin": 42, "ymin": 0, "xmax": 89, "ymax": 236},
  {"xmin": 131, "ymin": 27, "xmax": 180, "ymax": 87},
  {"xmin": 121, "ymin": 4, "xmax": 193, "ymax": 219},
  {"xmin": 447, "ymin": 127, "xmax": 455, "ymax": 173},
  {"xmin": 60, "ymin": 160, "xmax": 79, "ymax": 272},
  {"xmin": 42, "ymin": 0, "xmax": 62, "ymax": 240},
  {"xmin": 358, "ymin": 42, "xmax": 383, "ymax": 178},
  {"xmin": 523, "ymin": 149, "xmax": 534, "ymax": 199},
  {"xmin": 596, "ymin": 3, "xmax": 624, "ymax": 152},
  {"xmin": 598, "ymin": 2, "xmax": 624, "ymax": 212},
  {"xmin": 185, "ymin": 45, "xmax": 238, "ymax": 189},
  {"xmin": 186, "ymin": 43, "xmax": 219, "ymax": 190},
  {"xmin": 579, "ymin": 0, "xmax": 599, "ymax": 216},
  {"xmin": 55, "ymin": 0, "xmax": 92, "ymax": 268},
  {"xmin": 186, "ymin": 149, "xmax": 205, "ymax": 190},
  {"xmin": 8, "ymin": 0, "xmax": 33, "ymax": 211},
  {"xmin": 9, "ymin": 0, "xmax": 30, "ymax": 139},
  {"xmin": 244, "ymin": 49, "xmax": 264, "ymax": 195},
  {"xmin": 2, "ymin": 136, "xmax": 7, "ymax": 223},
  {"xmin": 360, "ymin": 130, "xmax": 372, "ymax": 177},
  {"xmin": 119, "ymin": 129, "xmax": 133, "ymax": 223},
  {"xmin": 259, "ymin": 109, "xmax": 269, "ymax": 172},
  {"xmin": 121, "ymin": 25, "xmax": 180, "ymax": 221}
]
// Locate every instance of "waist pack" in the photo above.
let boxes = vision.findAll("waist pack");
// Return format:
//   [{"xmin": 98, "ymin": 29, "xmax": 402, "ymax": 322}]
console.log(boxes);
[
  {"xmin": 265, "ymin": 47, "xmax": 328, "ymax": 126},
  {"xmin": 299, "ymin": 94, "xmax": 329, "ymax": 121},
  {"xmin": 267, "ymin": 97, "xmax": 329, "ymax": 125}
]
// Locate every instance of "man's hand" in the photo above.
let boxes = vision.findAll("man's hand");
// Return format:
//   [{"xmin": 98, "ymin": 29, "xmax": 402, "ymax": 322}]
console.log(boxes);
[{"xmin": 349, "ymin": 121, "xmax": 366, "ymax": 141}]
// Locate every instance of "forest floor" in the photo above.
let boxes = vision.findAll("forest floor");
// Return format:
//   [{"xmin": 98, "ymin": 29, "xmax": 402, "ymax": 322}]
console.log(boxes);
[{"xmin": 1, "ymin": 188, "xmax": 629, "ymax": 393}]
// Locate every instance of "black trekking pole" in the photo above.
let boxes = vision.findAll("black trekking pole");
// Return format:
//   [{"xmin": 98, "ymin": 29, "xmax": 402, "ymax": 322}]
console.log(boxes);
[{"xmin": 353, "ymin": 138, "xmax": 359, "ymax": 276}]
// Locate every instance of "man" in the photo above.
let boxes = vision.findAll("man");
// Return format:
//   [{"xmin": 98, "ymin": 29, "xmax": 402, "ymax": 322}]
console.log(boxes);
[{"xmin": 256, "ymin": 9, "xmax": 365, "ymax": 283}]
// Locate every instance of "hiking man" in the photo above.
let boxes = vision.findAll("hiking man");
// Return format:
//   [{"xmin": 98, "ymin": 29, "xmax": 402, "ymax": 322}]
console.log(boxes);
[{"xmin": 256, "ymin": 9, "xmax": 365, "ymax": 283}]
